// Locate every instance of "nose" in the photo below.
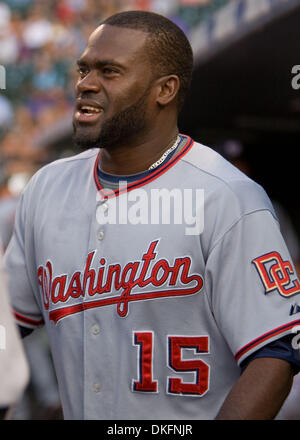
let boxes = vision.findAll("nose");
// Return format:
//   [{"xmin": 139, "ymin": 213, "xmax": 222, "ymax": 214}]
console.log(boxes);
[{"xmin": 76, "ymin": 70, "xmax": 101, "ymax": 94}]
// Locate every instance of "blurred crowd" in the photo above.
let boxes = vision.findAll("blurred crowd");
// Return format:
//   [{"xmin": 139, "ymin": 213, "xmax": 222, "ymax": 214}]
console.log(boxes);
[{"xmin": 0, "ymin": 0, "xmax": 237, "ymax": 184}]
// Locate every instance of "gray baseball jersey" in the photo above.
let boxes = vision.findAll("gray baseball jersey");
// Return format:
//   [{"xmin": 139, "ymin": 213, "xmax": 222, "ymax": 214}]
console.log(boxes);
[{"xmin": 4, "ymin": 135, "xmax": 300, "ymax": 419}]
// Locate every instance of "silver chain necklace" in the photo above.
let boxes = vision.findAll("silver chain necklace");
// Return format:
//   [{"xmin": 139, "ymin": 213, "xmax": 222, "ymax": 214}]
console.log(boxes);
[{"xmin": 148, "ymin": 135, "xmax": 181, "ymax": 170}]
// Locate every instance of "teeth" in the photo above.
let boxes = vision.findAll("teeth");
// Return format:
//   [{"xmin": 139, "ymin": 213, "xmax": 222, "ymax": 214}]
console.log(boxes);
[{"xmin": 81, "ymin": 106, "xmax": 101, "ymax": 114}]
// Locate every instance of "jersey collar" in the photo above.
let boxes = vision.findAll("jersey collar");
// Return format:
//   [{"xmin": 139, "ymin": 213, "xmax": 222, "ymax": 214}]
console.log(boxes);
[{"xmin": 93, "ymin": 135, "xmax": 194, "ymax": 199}]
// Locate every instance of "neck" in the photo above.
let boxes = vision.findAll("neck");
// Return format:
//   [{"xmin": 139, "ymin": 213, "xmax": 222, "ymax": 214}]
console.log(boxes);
[{"xmin": 99, "ymin": 126, "xmax": 179, "ymax": 175}]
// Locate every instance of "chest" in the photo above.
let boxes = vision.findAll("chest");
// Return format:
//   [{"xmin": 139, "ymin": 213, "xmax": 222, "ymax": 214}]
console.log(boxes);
[{"xmin": 32, "ymin": 186, "xmax": 206, "ymax": 325}]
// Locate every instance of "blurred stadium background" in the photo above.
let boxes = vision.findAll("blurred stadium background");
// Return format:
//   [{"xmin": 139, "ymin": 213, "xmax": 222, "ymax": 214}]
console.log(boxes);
[{"xmin": 0, "ymin": 0, "xmax": 300, "ymax": 420}]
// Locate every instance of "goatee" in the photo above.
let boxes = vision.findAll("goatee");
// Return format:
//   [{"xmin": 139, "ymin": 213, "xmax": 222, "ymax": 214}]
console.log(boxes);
[{"xmin": 73, "ymin": 86, "xmax": 151, "ymax": 151}]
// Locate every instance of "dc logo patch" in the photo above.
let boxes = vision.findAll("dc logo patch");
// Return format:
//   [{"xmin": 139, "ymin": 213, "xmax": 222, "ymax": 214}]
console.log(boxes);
[{"xmin": 252, "ymin": 251, "xmax": 300, "ymax": 297}]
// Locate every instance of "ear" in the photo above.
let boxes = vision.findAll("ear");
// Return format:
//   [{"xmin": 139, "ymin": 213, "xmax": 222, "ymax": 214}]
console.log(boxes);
[{"xmin": 155, "ymin": 75, "xmax": 180, "ymax": 107}]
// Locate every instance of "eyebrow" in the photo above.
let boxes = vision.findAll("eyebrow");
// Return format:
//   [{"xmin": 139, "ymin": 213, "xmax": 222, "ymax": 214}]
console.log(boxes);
[{"xmin": 76, "ymin": 58, "xmax": 125, "ymax": 70}]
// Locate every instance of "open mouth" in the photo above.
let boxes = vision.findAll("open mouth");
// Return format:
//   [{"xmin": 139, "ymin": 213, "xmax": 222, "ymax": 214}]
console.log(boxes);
[
  {"xmin": 80, "ymin": 106, "xmax": 102, "ymax": 116},
  {"xmin": 75, "ymin": 102, "xmax": 103, "ymax": 123}
]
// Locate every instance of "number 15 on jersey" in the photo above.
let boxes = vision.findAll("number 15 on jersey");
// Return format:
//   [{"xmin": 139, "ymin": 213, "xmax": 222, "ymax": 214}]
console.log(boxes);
[{"xmin": 132, "ymin": 331, "xmax": 210, "ymax": 396}]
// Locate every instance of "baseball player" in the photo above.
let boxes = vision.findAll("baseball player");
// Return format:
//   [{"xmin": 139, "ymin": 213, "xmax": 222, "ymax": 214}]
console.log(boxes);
[{"xmin": 4, "ymin": 11, "xmax": 300, "ymax": 420}]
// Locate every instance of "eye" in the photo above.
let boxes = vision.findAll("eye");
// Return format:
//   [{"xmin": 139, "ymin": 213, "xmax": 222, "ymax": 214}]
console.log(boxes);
[
  {"xmin": 76, "ymin": 66, "xmax": 89, "ymax": 78},
  {"xmin": 102, "ymin": 67, "xmax": 119, "ymax": 76}
]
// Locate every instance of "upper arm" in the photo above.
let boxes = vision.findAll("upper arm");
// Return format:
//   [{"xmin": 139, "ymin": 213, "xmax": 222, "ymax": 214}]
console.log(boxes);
[
  {"xmin": 4, "ymin": 189, "xmax": 44, "ymax": 330},
  {"xmin": 205, "ymin": 209, "xmax": 300, "ymax": 367},
  {"xmin": 216, "ymin": 357, "xmax": 294, "ymax": 420}
]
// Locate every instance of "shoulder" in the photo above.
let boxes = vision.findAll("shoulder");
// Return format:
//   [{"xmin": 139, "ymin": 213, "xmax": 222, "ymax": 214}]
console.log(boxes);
[
  {"xmin": 25, "ymin": 149, "xmax": 98, "ymax": 191},
  {"xmin": 16, "ymin": 149, "xmax": 99, "ymax": 212},
  {"xmin": 182, "ymin": 139, "xmax": 275, "ymax": 217},
  {"xmin": 182, "ymin": 139, "xmax": 252, "ymax": 185},
  {"xmin": 36, "ymin": 149, "xmax": 98, "ymax": 175}
]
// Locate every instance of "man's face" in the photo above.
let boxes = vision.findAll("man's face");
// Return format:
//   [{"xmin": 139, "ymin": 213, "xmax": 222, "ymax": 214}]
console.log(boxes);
[{"xmin": 73, "ymin": 25, "xmax": 155, "ymax": 150}]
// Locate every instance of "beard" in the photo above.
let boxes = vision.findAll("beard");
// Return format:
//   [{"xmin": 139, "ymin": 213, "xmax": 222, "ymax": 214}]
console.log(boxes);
[{"xmin": 73, "ymin": 85, "xmax": 152, "ymax": 151}]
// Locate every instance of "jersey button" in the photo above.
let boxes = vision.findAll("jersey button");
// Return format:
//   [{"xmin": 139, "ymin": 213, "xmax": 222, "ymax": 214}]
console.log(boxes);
[
  {"xmin": 101, "ymin": 203, "xmax": 108, "ymax": 213},
  {"xmin": 97, "ymin": 231, "xmax": 104, "ymax": 241},
  {"xmin": 93, "ymin": 382, "xmax": 101, "ymax": 393},
  {"xmin": 91, "ymin": 324, "xmax": 100, "ymax": 335}
]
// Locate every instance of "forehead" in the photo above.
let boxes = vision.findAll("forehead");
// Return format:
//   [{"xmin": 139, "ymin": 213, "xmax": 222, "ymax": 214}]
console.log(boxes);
[{"xmin": 81, "ymin": 24, "xmax": 149, "ymax": 64}]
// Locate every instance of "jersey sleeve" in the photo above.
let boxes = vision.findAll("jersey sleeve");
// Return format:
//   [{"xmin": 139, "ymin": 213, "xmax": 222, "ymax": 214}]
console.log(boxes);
[
  {"xmin": 4, "ymin": 188, "xmax": 45, "ymax": 330},
  {"xmin": 205, "ymin": 208, "xmax": 300, "ymax": 367},
  {"xmin": 240, "ymin": 334, "xmax": 300, "ymax": 374}
]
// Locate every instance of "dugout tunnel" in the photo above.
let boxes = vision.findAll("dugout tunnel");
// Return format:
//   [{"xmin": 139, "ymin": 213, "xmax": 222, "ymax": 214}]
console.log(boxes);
[{"xmin": 179, "ymin": 0, "xmax": 300, "ymax": 234}]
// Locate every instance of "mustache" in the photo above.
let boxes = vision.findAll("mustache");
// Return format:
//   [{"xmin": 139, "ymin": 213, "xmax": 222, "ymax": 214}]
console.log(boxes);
[{"xmin": 75, "ymin": 93, "xmax": 106, "ymax": 109}]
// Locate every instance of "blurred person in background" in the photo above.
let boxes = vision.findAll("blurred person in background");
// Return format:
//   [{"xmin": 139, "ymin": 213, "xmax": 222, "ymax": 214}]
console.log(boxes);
[
  {"xmin": 0, "ymin": 243, "xmax": 30, "ymax": 420},
  {"xmin": 0, "ymin": 166, "xmax": 19, "ymax": 250}
]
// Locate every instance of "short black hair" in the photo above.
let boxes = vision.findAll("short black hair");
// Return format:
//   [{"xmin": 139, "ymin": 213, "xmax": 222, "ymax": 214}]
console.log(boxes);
[{"xmin": 102, "ymin": 10, "xmax": 194, "ymax": 111}]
